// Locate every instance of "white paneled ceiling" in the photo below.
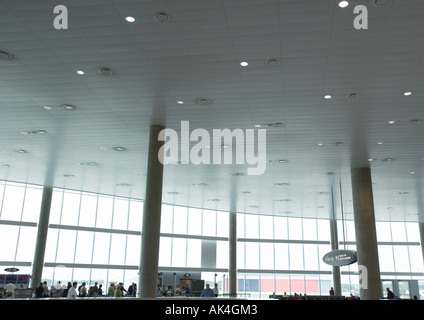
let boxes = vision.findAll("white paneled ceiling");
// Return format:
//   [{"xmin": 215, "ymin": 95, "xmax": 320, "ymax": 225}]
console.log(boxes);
[{"xmin": 0, "ymin": 0, "xmax": 424, "ymax": 222}]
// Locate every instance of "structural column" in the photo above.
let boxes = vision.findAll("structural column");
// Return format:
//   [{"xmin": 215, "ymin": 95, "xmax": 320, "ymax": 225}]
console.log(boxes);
[
  {"xmin": 418, "ymin": 222, "xmax": 424, "ymax": 267},
  {"xmin": 139, "ymin": 125, "xmax": 165, "ymax": 298},
  {"xmin": 329, "ymin": 219, "xmax": 341, "ymax": 296},
  {"xmin": 351, "ymin": 167, "xmax": 381, "ymax": 300},
  {"xmin": 30, "ymin": 186, "xmax": 53, "ymax": 289},
  {"xmin": 229, "ymin": 211, "xmax": 237, "ymax": 297}
]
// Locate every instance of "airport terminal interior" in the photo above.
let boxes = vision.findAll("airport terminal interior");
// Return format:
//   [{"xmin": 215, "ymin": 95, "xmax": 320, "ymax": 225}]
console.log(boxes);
[{"xmin": 1, "ymin": 0, "xmax": 424, "ymax": 301}]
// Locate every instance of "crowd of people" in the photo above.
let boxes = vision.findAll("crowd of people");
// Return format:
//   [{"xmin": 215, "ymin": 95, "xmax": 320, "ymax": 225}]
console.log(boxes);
[{"xmin": 32, "ymin": 280, "xmax": 137, "ymax": 298}]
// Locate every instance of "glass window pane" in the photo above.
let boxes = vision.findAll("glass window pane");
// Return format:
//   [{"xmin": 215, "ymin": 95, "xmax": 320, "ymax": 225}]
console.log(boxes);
[
  {"xmin": 159, "ymin": 237, "xmax": 172, "ymax": 267},
  {"xmin": 161, "ymin": 205, "xmax": 173, "ymax": 233},
  {"xmin": 1, "ymin": 185, "xmax": 25, "ymax": 221},
  {"xmin": 21, "ymin": 187, "xmax": 43, "ymax": 223},
  {"xmin": 202, "ymin": 210, "xmax": 216, "ymax": 236},
  {"xmin": 260, "ymin": 243, "xmax": 274, "ymax": 269},
  {"xmin": 128, "ymin": 200, "xmax": 143, "ymax": 232},
  {"xmin": 216, "ymin": 211, "xmax": 229, "ymax": 237},
  {"xmin": 187, "ymin": 239, "xmax": 201, "ymax": 268},
  {"xmin": 378, "ymin": 245, "xmax": 395, "ymax": 272},
  {"xmin": 188, "ymin": 208, "xmax": 202, "ymax": 236},
  {"xmin": 109, "ymin": 234, "xmax": 127, "ymax": 265},
  {"xmin": 260, "ymin": 216, "xmax": 273, "ymax": 239},
  {"xmin": 393, "ymin": 246, "xmax": 410, "ymax": 272},
  {"xmin": 0, "ymin": 225, "xmax": 19, "ymax": 260},
  {"xmin": 96, "ymin": 196, "xmax": 113, "ymax": 229},
  {"xmin": 61, "ymin": 191, "xmax": 81, "ymax": 226},
  {"xmin": 288, "ymin": 218, "xmax": 302, "ymax": 240},
  {"xmin": 56, "ymin": 230, "xmax": 77, "ymax": 263},
  {"xmin": 237, "ymin": 213, "xmax": 245, "ymax": 238},
  {"xmin": 391, "ymin": 222, "xmax": 407, "ymax": 242},
  {"xmin": 245, "ymin": 242, "xmax": 259, "ymax": 269},
  {"xmin": 289, "ymin": 244, "xmax": 304, "ymax": 270},
  {"xmin": 92, "ymin": 233, "xmax": 111, "ymax": 265},
  {"xmin": 173, "ymin": 206, "xmax": 188, "ymax": 235},
  {"xmin": 303, "ymin": 244, "xmax": 319, "ymax": 270},
  {"xmin": 15, "ymin": 226, "xmax": 37, "ymax": 262},
  {"xmin": 172, "ymin": 238, "xmax": 187, "ymax": 267},
  {"xmin": 275, "ymin": 243, "xmax": 289, "ymax": 270},
  {"xmin": 318, "ymin": 244, "xmax": 332, "ymax": 271},
  {"xmin": 112, "ymin": 198, "xmax": 129, "ymax": 230},
  {"xmin": 125, "ymin": 235, "xmax": 140, "ymax": 266},
  {"xmin": 405, "ymin": 223, "xmax": 420, "ymax": 242},
  {"xmin": 274, "ymin": 217, "xmax": 288, "ymax": 240},
  {"xmin": 245, "ymin": 215, "xmax": 259, "ymax": 238},
  {"xmin": 74, "ymin": 231, "xmax": 94, "ymax": 264},
  {"xmin": 216, "ymin": 241, "xmax": 228, "ymax": 269},
  {"xmin": 237, "ymin": 242, "xmax": 245, "ymax": 269},
  {"xmin": 45, "ymin": 228, "xmax": 59, "ymax": 262},
  {"xmin": 376, "ymin": 222, "xmax": 392, "ymax": 242},
  {"xmin": 317, "ymin": 219, "xmax": 330, "ymax": 241},
  {"xmin": 73, "ymin": 268, "xmax": 90, "ymax": 284},
  {"xmin": 303, "ymin": 219, "xmax": 317, "ymax": 241},
  {"xmin": 78, "ymin": 193, "xmax": 98, "ymax": 228},
  {"xmin": 409, "ymin": 246, "xmax": 423, "ymax": 272},
  {"xmin": 108, "ymin": 269, "xmax": 124, "ymax": 286},
  {"xmin": 49, "ymin": 190, "xmax": 64, "ymax": 225}
]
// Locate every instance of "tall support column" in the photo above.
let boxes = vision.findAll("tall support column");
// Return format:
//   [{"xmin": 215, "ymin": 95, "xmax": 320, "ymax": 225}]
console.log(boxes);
[
  {"xmin": 139, "ymin": 125, "xmax": 165, "ymax": 298},
  {"xmin": 351, "ymin": 167, "xmax": 381, "ymax": 300},
  {"xmin": 30, "ymin": 186, "xmax": 53, "ymax": 289},
  {"xmin": 229, "ymin": 211, "xmax": 237, "ymax": 297},
  {"xmin": 329, "ymin": 219, "xmax": 341, "ymax": 296}
]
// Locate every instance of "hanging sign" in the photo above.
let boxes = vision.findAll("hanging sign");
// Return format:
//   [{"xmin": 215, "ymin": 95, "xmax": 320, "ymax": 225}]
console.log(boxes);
[
  {"xmin": 323, "ymin": 250, "xmax": 357, "ymax": 266},
  {"xmin": 4, "ymin": 268, "xmax": 19, "ymax": 273}
]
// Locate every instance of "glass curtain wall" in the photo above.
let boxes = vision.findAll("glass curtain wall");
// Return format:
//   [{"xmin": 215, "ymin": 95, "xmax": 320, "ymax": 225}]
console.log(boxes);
[{"xmin": 0, "ymin": 180, "xmax": 423, "ymax": 298}]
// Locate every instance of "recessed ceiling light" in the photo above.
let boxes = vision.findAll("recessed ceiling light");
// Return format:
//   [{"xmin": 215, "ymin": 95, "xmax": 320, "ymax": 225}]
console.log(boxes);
[
  {"xmin": 410, "ymin": 171, "xmax": 416, "ymax": 175},
  {"xmin": 240, "ymin": 61, "xmax": 249, "ymax": 67},
  {"xmin": 43, "ymin": 106, "xmax": 52, "ymax": 110},
  {"xmin": 63, "ymin": 174, "xmax": 75, "ymax": 178},
  {"xmin": 324, "ymin": 95, "xmax": 332, "ymax": 99},
  {"xmin": 76, "ymin": 70, "xmax": 85, "ymax": 75},
  {"xmin": 339, "ymin": 1, "xmax": 349, "ymax": 8},
  {"xmin": 154, "ymin": 12, "xmax": 172, "ymax": 23},
  {"xmin": 87, "ymin": 162, "xmax": 98, "ymax": 166},
  {"xmin": 116, "ymin": 183, "xmax": 131, "ymax": 187},
  {"xmin": 3, "ymin": 164, "xmax": 10, "ymax": 168},
  {"xmin": 382, "ymin": 158, "xmax": 394, "ymax": 162},
  {"xmin": 387, "ymin": 120, "xmax": 397, "ymax": 124},
  {"xmin": 233, "ymin": 172, "xmax": 244, "ymax": 176},
  {"xmin": 368, "ymin": 158, "xmax": 377, "ymax": 162},
  {"xmin": 267, "ymin": 122, "xmax": 284, "ymax": 127},
  {"xmin": 113, "ymin": 146, "xmax": 126, "ymax": 151},
  {"xmin": 0, "ymin": 51, "xmax": 14, "ymax": 60},
  {"xmin": 20, "ymin": 130, "xmax": 47, "ymax": 135},
  {"xmin": 409, "ymin": 119, "xmax": 422, "ymax": 124},
  {"xmin": 404, "ymin": 91, "xmax": 412, "ymax": 96},
  {"xmin": 16, "ymin": 149, "xmax": 28, "ymax": 154},
  {"xmin": 177, "ymin": 100, "xmax": 184, "ymax": 104},
  {"xmin": 274, "ymin": 182, "xmax": 289, "ymax": 186},
  {"xmin": 278, "ymin": 159, "xmax": 288, "ymax": 163},
  {"xmin": 207, "ymin": 198, "xmax": 220, "ymax": 202},
  {"xmin": 317, "ymin": 143, "xmax": 323, "ymax": 146},
  {"xmin": 167, "ymin": 192, "xmax": 179, "ymax": 195},
  {"xmin": 254, "ymin": 124, "xmax": 262, "ymax": 128},
  {"xmin": 126, "ymin": 16, "xmax": 135, "ymax": 22},
  {"xmin": 377, "ymin": 142, "xmax": 383, "ymax": 145},
  {"xmin": 336, "ymin": 142, "xmax": 344, "ymax": 146}
]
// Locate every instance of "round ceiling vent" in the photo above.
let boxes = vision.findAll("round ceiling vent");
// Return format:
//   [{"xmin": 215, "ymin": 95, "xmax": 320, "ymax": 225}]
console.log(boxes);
[
  {"xmin": 154, "ymin": 12, "xmax": 172, "ymax": 23},
  {"xmin": 373, "ymin": 0, "xmax": 392, "ymax": 7},
  {"xmin": 267, "ymin": 122, "xmax": 285, "ymax": 127},
  {"xmin": 0, "ymin": 51, "xmax": 14, "ymax": 60},
  {"xmin": 265, "ymin": 58, "xmax": 281, "ymax": 66},
  {"xmin": 196, "ymin": 98, "xmax": 212, "ymax": 105},
  {"xmin": 98, "ymin": 67, "xmax": 113, "ymax": 75},
  {"xmin": 347, "ymin": 92, "xmax": 359, "ymax": 99},
  {"xmin": 61, "ymin": 104, "xmax": 77, "ymax": 110}
]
